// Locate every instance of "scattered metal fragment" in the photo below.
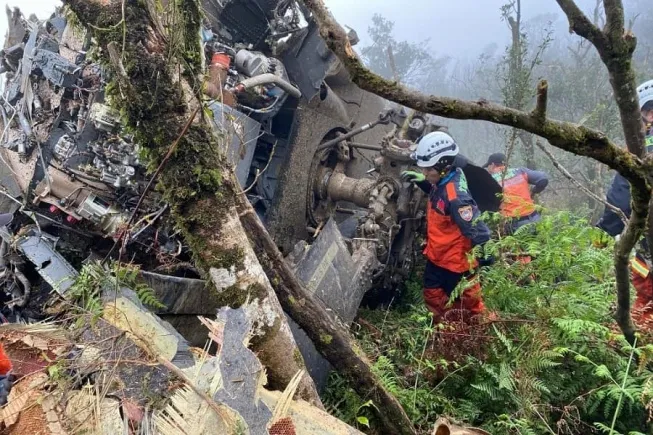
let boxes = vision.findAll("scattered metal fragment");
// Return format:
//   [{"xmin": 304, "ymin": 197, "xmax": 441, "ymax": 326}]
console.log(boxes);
[{"xmin": 14, "ymin": 227, "xmax": 78, "ymax": 295}]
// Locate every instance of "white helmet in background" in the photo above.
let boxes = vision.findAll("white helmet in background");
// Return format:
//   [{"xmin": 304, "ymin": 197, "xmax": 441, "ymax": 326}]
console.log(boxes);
[
  {"xmin": 637, "ymin": 79, "xmax": 653, "ymax": 109},
  {"xmin": 412, "ymin": 131, "xmax": 459, "ymax": 168}
]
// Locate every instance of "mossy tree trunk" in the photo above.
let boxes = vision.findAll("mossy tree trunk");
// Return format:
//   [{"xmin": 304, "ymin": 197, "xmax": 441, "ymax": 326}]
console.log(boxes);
[
  {"xmin": 63, "ymin": 0, "xmax": 321, "ymax": 404},
  {"xmin": 301, "ymin": 0, "xmax": 650, "ymax": 344}
]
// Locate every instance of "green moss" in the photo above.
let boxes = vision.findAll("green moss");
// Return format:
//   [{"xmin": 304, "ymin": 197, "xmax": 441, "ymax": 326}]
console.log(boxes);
[
  {"xmin": 293, "ymin": 348, "xmax": 305, "ymax": 366},
  {"xmin": 212, "ymin": 284, "xmax": 249, "ymax": 308},
  {"xmin": 210, "ymin": 281, "xmax": 269, "ymax": 309},
  {"xmin": 320, "ymin": 333, "xmax": 333, "ymax": 345},
  {"xmin": 288, "ymin": 295, "xmax": 296, "ymax": 305},
  {"xmin": 177, "ymin": 0, "xmax": 204, "ymax": 78}
]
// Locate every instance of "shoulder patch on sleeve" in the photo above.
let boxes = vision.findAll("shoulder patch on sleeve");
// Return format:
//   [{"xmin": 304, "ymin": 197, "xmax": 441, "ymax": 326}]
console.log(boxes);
[{"xmin": 458, "ymin": 205, "xmax": 473, "ymax": 221}]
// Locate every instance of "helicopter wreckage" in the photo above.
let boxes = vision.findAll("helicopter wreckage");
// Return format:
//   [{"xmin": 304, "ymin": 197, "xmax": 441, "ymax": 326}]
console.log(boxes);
[{"xmin": 0, "ymin": 1, "xmax": 501, "ymax": 393}]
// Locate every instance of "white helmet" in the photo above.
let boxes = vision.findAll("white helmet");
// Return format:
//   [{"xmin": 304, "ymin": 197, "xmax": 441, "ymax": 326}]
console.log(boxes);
[
  {"xmin": 412, "ymin": 131, "xmax": 459, "ymax": 168},
  {"xmin": 637, "ymin": 80, "xmax": 653, "ymax": 109}
]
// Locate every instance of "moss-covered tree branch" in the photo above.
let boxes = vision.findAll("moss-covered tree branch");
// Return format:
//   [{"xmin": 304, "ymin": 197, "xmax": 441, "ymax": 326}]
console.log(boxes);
[
  {"xmin": 555, "ymin": 0, "xmax": 607, "ymax": 46},
  {"xmin": 603, "ymin": 0, "xmax": 626, "ymax": 38}
]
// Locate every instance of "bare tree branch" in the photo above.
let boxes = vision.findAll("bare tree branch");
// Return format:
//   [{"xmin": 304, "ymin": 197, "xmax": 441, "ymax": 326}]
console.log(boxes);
[
  {"xmin": 536, "ymin": 140, "xmax": 628, "ymax": 224},
  {"xmin": 237, "ymin": 194, "xmax": 417, "ymax": 435},
  {"xmin": 555, "ymin": 0, "xmax": 606, "ymax": 45},
  {"xmin": 556, "ymin": 0, "xmax": 642, "ymax": 158},
  {"xmin": 555, "ymin": 0, "xmax": 646, "ymax": 344},
  {"xmin": 532, "ymin": 80, "xmax": 548, "ymax": 122}
]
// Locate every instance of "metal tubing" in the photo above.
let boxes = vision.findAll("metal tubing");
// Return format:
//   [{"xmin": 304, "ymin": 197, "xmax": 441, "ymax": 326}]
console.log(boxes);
[
  {"xmin": 325, "ymin": 172, "xmax": 375, "ymax": 208},
  {"xmin": 315, "ymin": 120, "xmax": 381, "ymax": 152},
  {"xmin": 349, "ymin": 142, "xmax": 382, "ymax": 151},
  {"xmin": 237, "ymin": 73, "xmax": 302, "ymax": 99}
]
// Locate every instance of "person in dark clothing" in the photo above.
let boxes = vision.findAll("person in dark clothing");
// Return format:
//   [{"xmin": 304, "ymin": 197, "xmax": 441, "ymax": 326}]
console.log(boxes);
[
  {"xmin": 483, "ymin": 153, "xmax": 549, "ymax": 234},
  {"xmin": 401, "ymin": 131, "xmax": 493, "ymax": 321},
  {"xmin": 597, "ymin": 79, "xmax": 653, "ymax": 325}
]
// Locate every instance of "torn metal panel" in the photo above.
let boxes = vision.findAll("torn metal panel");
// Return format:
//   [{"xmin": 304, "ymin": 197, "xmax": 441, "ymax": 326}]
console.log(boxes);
[
  {"xmin": 281, "ymin": 21, "xmax": 336, "ymax": 101},
  {"xmin": 213, "ymin": 307, "xmax": 272, "ymax": 435},
  {"xmin": 45, "ymin": 16, "xmax": 67, "ymax": 42},
  {"xmin": 210, "ymin": 101, "xmax": 261, "ymax": 188},
  {"xmin": 286, "ymin": 218, "xmax": 359, "ymax": 390},
  {"xmin": 15, "ymin": 228, "xmax": 78, "ymax": 295},
  {"xmin": 140, "ymin": 271, "xmax": 215, "ymax": 315},
  {"xmin": 31, "ymin": 49, "xmax": 81, "ymax": 88},
  {"xmin": 293, "ymin": 218, "xmax": 356, "ymax": 321}
]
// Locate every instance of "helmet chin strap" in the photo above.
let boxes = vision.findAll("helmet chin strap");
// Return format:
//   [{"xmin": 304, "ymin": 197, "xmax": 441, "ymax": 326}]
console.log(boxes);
[{"xmin": 436, "ymin": 164, "xmax": 453, "ymax": 176}]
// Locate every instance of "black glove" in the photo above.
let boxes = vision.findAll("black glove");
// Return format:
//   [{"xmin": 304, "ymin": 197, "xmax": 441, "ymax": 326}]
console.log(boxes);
[{"xmin": 477, "ymin": 254, "xmax": 496, "ymax": 268}]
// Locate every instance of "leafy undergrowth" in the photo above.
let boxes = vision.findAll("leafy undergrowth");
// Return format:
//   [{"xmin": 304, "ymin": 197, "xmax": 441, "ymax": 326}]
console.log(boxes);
[{"xmin": 323, "ymin": 211, "xmax": 653, "ymax": 434}]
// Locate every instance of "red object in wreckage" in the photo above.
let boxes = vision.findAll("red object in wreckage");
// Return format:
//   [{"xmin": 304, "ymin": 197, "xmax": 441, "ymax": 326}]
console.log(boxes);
[
  {"xmin": 211, "ymin": 52, "xmax": 231, "ymax": 70},
  {"xmin": 66, "ymin": 215, "xmax": 79, "ymax": 224},
  {"xmin": 49, "ymin": 205, "xmax": 61, "ymax": 214},
  {"xmin": 0, "ymin": 343, "xmax": 12, "ymax": 376}
]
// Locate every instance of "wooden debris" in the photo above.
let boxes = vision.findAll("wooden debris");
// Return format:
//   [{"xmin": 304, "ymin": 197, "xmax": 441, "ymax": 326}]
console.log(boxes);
[{"xmin": 432, "ymin": 417, "xmax": 490, "ymax": 435}]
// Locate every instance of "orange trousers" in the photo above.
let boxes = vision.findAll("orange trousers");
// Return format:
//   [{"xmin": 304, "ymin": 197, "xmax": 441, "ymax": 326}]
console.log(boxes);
[
  {"xmin": 631, "ymin": 259, "xmax": 653, "ymax": 326},
  {"xmin": 424, "ymin": 275, "xmax": 486, "ymax": 320}
]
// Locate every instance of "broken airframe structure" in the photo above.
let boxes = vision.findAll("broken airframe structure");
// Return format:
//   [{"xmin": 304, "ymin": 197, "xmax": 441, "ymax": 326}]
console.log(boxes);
[{"xmin": 0, "ymin": 1, "xmax": 502, "ymax": 429}]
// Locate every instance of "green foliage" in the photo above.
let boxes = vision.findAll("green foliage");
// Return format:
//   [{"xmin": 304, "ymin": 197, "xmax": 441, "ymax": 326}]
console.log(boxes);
[
  {"xmin": 324, "ymin": 212, "xmax": 653, "ymax": 434},
  {"xmin": 69, "ymin": 261, "xmax": 166, "ymax": 321}
]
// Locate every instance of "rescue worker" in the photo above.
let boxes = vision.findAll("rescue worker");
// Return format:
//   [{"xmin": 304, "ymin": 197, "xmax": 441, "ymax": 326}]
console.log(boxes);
[
  {"xmin": 483, "ymin": 153, "xmax": 549, "ymax": 234},
  {"xmin": 401, "ymin": 131, "xmax": 493, "ymax": 321},
  {"xmin": 597, "ymin": 79, "xmax": 653, "ymax": 325}
]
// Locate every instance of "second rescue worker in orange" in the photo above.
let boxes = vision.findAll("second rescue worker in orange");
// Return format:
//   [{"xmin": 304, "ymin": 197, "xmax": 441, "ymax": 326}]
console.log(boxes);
[{"xmin": 483, "ymin": 153, "xmax": 549, "ymax": 234}]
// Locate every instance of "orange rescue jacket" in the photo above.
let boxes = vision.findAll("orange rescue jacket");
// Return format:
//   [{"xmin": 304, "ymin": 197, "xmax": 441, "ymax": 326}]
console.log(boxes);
[
  {"xmin": 423, "ymin": 169, "xmax": 490, "ymax": 273},
  {"xmin": 492, "ymin": 167, "xmax": 537, "ymax": 218}
]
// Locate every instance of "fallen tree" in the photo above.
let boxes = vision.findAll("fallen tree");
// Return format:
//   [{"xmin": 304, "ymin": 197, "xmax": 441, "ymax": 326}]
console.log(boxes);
[
  {"xmin": 301, "ymin": 0, "xmax": 652, "ymax": 343},
  {"xmin": 62, "ymin": 0, "xmax": 416, "ymax": 433}
]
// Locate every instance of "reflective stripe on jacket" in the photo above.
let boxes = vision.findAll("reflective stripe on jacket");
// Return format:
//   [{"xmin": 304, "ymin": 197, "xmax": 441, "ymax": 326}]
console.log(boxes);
[
  {"xmin": 631, "ymin": 256, "xmax": 650, "ymax": 279},
  {"xmin": 424, "ymin": 168, "xmax": 490, "ymax": 273}
]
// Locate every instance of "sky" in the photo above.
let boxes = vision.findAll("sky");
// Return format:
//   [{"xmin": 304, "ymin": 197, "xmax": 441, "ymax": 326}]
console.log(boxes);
[
  {"xmin": 0, "ymin": 0, "xmax": 615, "ymax": 59},
  {"xmin": 324, "ymin": 0, "xmax": 602, "ymax": 58},
  {"xmin": 0, "ymin": 0, "xmax": 61, "ymax": 42}
]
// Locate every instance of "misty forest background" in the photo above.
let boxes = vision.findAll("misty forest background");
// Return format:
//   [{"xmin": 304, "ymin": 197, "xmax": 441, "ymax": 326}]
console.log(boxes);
[{"xmin": 354, "ymin": 0, "xmax": 652, "ymax": 221}]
